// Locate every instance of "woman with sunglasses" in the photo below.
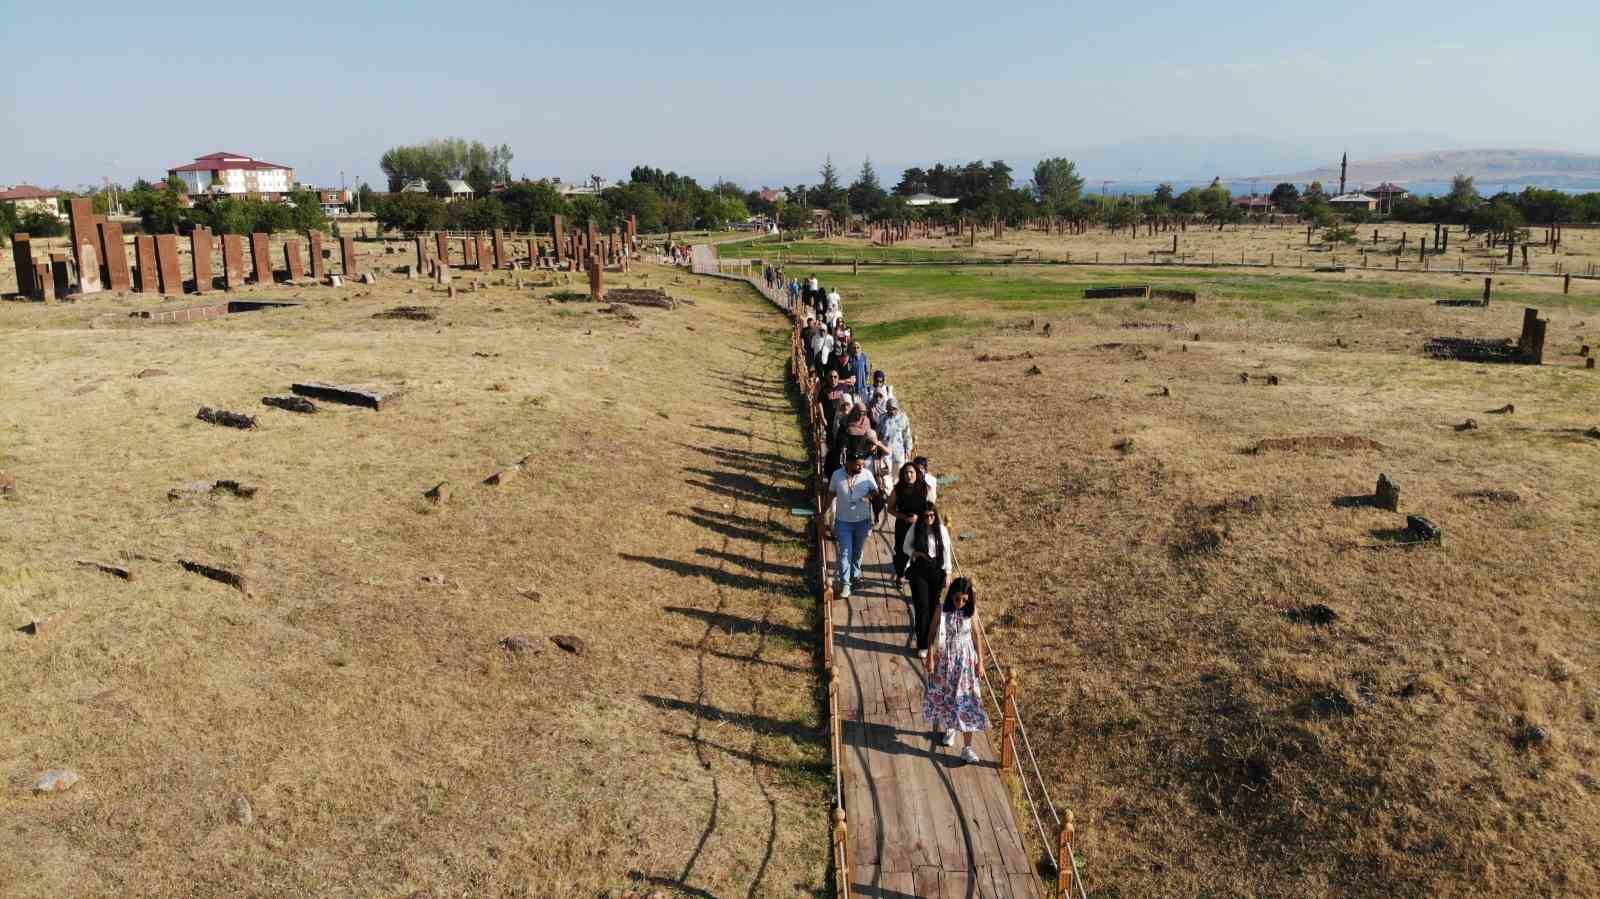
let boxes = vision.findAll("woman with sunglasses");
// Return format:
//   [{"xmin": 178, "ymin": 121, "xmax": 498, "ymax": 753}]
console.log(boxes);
[{"xmin": 900, "ymin": 502, "xmax": 953, "ymax": 660}]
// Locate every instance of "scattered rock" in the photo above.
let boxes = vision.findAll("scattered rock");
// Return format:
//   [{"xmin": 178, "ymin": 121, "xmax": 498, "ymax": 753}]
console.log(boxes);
[
  {"xmin": 424, "ymin": 481, "xmax": 451, "ymax": 504},
  {"xmin": 32, "ymin": 770, "xmax": 80, "ymax": 794},
  {"xmin": 500, "ymin": 635, "xmax": 540, "ymax": 655},
  {"xmin": 197, "ymin": 406, "xmax": 257, "ymax": 429},
  {"xmin": 421, "ymin": 573, "xmax": 446, "ymax": 586},
  {"xmin": 1456, "ymin": 418, "xmax": 1479, "ymax": 431},
  {"xmin": 958, "ymin": 532, "xmax": 976, "ymax": 541},
  {"xmin": 490, "ymin": 383, "xmax": 511, "ymax": 392},
  {"xmin": 1113, "ymin": 438, "xmax": 1136, "ymax": 455},
  {"xmin": 1265, "ymin": 374, "xmax": 1280, "ymax": 386},
  {"xmin": 1375, "ymin": 473, "xmax": 1401, "ymax": 512},
  {"xmin": 16, "ymin": 613, "xmax": 66, "ymax": 637},
  {"xmin": 229, "ymin": 794, "xmax": 255, "ymax": 825},
  {"xmin": 1154, "ymin": 385, "xmax": 1171, "ymax": 397},
  {"xmin": 472, "ymin": 351, "xmax": 500, "ymax": 358},
  {"xmin": 1238, "ymin": 372, "xmax": 1250, "ymax": 384},
  {"xmin": 1042, "ymin": 322, "xmax": 1053, "ymax": 337},
  {"xmin": 1286, "ymin": 604, "xmax": 1339, "ymax": 626},
  {"xmin": 290, "ymin": 381, "xmax": 403, "ymax": 410},
  {"xmin": 168, "ymin": 479, "xmax": 257, "ymax": 500},
  {"xmin": 1488, "ymin": 404, "xmax": 1515, "ymax": 415},
  {"xmin": 1585, "ymin": 427, "xmax": 1600, "ymax": 440},
  {"xmin": 76, "ymin": 560, "xmax": 133, "ymax": 581},
  {"xmin": 135, "ymin": 368, "xmax": 169, "ymax": 379},
  {"xmin": 1407, "ymin": 515, "xmax": 1443, "ymax": 543},
  {"xmin": 178, "ymin": 559, "xmax": 249, "ymax": 593},
  {"xmin": 551, "ymin": 634, "xmax": 588, "ymax": 656},
  {"xmin": 518, "ymin": 589, "xmax": 543, "ymax": 602},
  {"xmin": 1513, "ymin": 720, "xmax": 1551, "ymax": 751},
  {"xmin": 1024, "ymin": 365, "xmax": 1043, "ymax": 376},
  {"xmin": 262, "ymin": 395, "xmax": 317, "ymax": 414}
]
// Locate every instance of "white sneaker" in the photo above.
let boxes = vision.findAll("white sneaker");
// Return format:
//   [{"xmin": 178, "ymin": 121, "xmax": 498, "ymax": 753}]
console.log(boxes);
[
  {"xmin": 840, "ymin": 581, "xmax": 851, "ymax": 598},
  {"xmin": 941, "ymin": 729, "xmax": 957, "ymax": 747},
  {"xmin": 960, "ymin": 746, "xmax": 979, "ymax": 764},
  {"xmin": 917, "ymin": 649, "xmax": 928, "ymax": 660}
]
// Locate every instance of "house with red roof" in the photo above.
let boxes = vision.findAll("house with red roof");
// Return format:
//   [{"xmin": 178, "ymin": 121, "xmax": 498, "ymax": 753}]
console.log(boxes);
[
  {"xmin": 167, "ymin": 152, "xmax": 295, "ymax": 199},
  {"xmin": 0, "ymin": 184, "xmax": 65, "ymax": 219}
]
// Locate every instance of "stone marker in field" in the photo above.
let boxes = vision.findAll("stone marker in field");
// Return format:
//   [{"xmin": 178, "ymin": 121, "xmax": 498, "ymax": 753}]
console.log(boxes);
[
  {"xmin": 436, "ymin": 260, "xmax": 451, "ymax": 286},
  {"xmin": 221, "ymin": 234, "xmax": 246, "ymax": 290},
  {"xmin": 154, "ymin": 234, "xmax": 182, "ymax": 294},
  {"xmin": 552, "ymin": 215, "xmax": 566, "ymax": 263},
  {"xmin": 190, "ymin": 227, "xmax": 214, "ymax": 293},
  {"xmin": 131, "ymin": 235, "xmax": 155, "ymax": 293},
  {"xmin": 308, "ymin": 231, "xmax": 326, "ymax": 280},
  {"xmin": 414, "ymin": 235, "xmax": 427, "ymax": 271},
  {"xmin": 250, "ymin": 232, "xmax": 273, "ymax": 284},
  {"xmin": 1375, "ymin": 473, "xmax": 1401, "ymax": 512},
  {"xmin": 49, "ymin": 253, "xmax": 72, "ymax": 297},
  {"xmin": 178, "ymin": 558, "xmax": 249, "ymax": 593},
  {"xmin": 284, "ymin": 239, "xmax": 305, "ymax": 281},
  {"xmin": 12, "ymin": 233, "xmax": 41, "ymax": 298},
  {"xmin": 493, "ymin": 229, "xmax": 507, "ymax": 268},
  {"xmin": 477, "ymin": 235, "xmax": 493, "ymax": 272},
  {"xmin": 33, "ymin": 261, "xmax": 52, "ymax": 300},
  {"xmin": 67, "ymin": 198, "xmax": 102, "ymax": 294},
  {"xmin": 588, "ymin": 254, "xmax": 605, "ymax": 300},
  {"xmin": 290, "ymin": 381, "xmax": 403, "ymax": 409},
  {"xmin": 435, "ymin": 231, "xmax": 449, "ymax": 266},
  {"xmin": 99, "ymin": 221, "xmax": 132, "ymax": 291},
  {"xmin": 340, "ymin": 236, "xmax": 357, "ymax": 277}
]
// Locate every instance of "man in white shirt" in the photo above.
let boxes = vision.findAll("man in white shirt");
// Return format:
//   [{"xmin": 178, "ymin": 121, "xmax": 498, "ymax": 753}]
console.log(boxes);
[
  {"xmin": 913, "ymin": 455, "xmax": 937, "ymax": 502},
  {"xmin": 810, "ymin": 327, "xmax": 835, "ymax": 367},
  {"xmin": 828, "ymin": 453, "xmax": 880, "ymax": 598}
]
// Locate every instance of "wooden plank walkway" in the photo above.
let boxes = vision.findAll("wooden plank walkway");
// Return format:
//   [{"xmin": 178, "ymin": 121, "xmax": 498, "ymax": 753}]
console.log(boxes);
[{"xmin": 835, "ymin": 523, "xmax": 1041, "ymax": 898}]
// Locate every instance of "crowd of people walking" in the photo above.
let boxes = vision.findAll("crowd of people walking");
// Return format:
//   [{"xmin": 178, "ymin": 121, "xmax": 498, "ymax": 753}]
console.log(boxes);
[{"xmin": 792, "ymin": 274, "xmax": 991, "ymax": 764}]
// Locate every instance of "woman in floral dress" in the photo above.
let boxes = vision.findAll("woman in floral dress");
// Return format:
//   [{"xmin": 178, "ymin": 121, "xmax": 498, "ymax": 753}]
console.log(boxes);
[{"xmin": 923, "ymin": 576, "xmax": 989, "ymax": 763}]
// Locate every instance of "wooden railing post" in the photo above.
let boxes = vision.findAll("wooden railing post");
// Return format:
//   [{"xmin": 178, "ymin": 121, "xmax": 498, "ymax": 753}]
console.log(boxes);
[
  {"xmin": 1057, "ymin": 810, "xmax": 1076, "ymax": 899},
  {"xmin": 834, "ymin": 805, "xmax": 850, "ymax": 889},
  {"xmin": 1001, "ymin": 667, "xmax": 1019, "ymax": 773}
]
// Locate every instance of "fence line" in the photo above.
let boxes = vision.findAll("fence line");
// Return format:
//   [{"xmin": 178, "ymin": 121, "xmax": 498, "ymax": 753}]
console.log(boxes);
[{"xmin": 692, "ymin": 246, "xmax": 1085, "ymax": 898}]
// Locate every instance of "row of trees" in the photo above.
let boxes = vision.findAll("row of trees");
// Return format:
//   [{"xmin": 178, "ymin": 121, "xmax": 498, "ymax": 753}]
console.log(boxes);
[
  {"xmin": 0, "ymin": 177, "xmax": 329, "ymax": 245},
  {"xmin": 372, "ymin": 166, "xmax": 750, "ymax": 234},
  {"xmin": 379, "ymin": 138, "xmax": 515, "ymax": 196}
]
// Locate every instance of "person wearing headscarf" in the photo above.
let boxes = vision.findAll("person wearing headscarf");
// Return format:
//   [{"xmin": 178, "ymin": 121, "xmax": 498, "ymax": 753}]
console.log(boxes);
[
  {"xmin": 878, "ymin": 396, "xmax": 914, "ymax": 491},
  {"xmin": 849, "ymin": 342, "xmax": 872, "ymax": 403}
]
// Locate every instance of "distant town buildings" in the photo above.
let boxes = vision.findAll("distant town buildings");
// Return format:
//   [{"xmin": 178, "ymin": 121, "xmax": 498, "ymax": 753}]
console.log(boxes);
[
  {"xmin": 315, "ymin": 188, "xmax": 352, "ymax": 215},
  {"xmin": 168, "ymin": 152, "xmax": 294, "ymax": 198},
  {"xmin": 905, "ymin": 192, "xmax": 959, "ymax": 207},
  {"xmin": 759, "ymin": 188, "xmax": 789, "ymax": 203},
  {"xmin": 0, "ymin": 184, "xmax": 64, "ymax": 219},
  {"xmin": 1233, "ymin": 195, "xmax": 1276, "ymax": 212},
  {"xmin": 553, "ymin": 177, "xmax": 606, "ymax": 197},
  {"xmin": 1328, "ymin": 192, "xmax": 1379, "ymax": 212}
]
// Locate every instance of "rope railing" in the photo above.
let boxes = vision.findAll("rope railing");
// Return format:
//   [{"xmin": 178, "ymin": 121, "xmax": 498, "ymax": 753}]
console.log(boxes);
[{"xmin": 692, "ymin": 246, "xmax": 1085, "ymax": 898}]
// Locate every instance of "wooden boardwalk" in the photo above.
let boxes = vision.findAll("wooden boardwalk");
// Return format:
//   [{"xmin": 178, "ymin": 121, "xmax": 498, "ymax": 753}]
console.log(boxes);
[{"xmin": 835, "ymin": 525, "xmax": 1042, "ymax": 898}]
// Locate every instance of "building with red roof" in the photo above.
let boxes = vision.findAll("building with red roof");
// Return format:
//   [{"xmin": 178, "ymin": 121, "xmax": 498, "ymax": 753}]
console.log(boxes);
[
  {"xmin": 0, "ymin": 184, "xmax": 65, "ymax": 219},
  {"xmin": 167, "ymin": 152, "xmax": 295, "ymax": 198}
]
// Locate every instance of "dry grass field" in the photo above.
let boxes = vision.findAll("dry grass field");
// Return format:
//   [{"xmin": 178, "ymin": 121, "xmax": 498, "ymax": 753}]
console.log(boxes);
[
  {"xmin": 778, "ymin": 262, "xmax": 1600, "ymax": 897},
  {"xmin": 727, "ymin": 221, "xmax": 1600, "ymax": 280},
  {"xmin": 0, "ymin": 263, "xmax": 829, "ymax": 897}
]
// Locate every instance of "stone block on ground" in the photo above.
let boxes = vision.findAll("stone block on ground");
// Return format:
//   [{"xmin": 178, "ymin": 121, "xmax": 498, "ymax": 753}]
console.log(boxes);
[
  {"xmin": 1375, "ymin": 473, "xmax": 1401, "ymax": 512},
  {"xmin": 290, "ymin": 381, "xmax": 403, "ymax": 409},
  {"xmin": 178, "ymin": 559, "xmax": 249, "ymax": 593},
  {"xmin": 262, "ymin": 395, "xmax": 317, "ymax": 413}
]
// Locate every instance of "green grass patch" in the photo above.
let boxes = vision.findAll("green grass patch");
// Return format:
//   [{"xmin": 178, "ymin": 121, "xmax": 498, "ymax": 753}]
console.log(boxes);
[{"xmin": 850, "ymin": 314, "xmax": 974, "ymax": 344}]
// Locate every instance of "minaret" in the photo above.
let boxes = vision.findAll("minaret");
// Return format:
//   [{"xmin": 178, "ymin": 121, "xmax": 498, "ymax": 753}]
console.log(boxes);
[{"xmin": 1339, "ymin": 152, "xmax": 1348, "ymax": 196}]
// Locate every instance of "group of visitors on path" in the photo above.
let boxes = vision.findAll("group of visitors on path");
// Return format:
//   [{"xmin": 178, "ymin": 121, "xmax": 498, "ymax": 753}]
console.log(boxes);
[{"xmin": 795, "ymin": 275, "xmax": 990, "ymax": 764}]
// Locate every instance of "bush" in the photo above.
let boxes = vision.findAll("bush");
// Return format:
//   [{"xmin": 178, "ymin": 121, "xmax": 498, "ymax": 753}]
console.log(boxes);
[
  {"xmin": 18, "ymin": 210, "xmax": 66, "ymax": 237},
  {"xmin": 1323, "ymin": 226, "xmax": 1358, "ymax": 244},
  {"xmin": 374, "ymin": 192, "xmax": 447, "ymax": 233}
]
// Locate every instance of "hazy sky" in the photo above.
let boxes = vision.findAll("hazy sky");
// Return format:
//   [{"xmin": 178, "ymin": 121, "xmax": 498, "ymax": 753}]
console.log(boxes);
[{"xmin": 4, "ymin": 0, "xmax": 1597, "ymax": 191}]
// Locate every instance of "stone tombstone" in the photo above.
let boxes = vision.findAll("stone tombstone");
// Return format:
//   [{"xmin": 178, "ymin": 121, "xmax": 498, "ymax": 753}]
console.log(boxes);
[
  {"xmin": 414, "ymin": 235, "xmax": 427, "ymax": 271},
  {"xmin": 250, "ymin": 232, "xmax": 273, "ymax": 283},
  {"xmin": 10, "ymin": 232, "xmax": 34, "ymax": 296},
  {"xmin": 526, "ymin": 238, "xmax": 538, "ymax": 265},
  {"xmin": 66, "ymin": 197, "xmax": 102, "ymax": 294},
  {"xmin": 34, "ymin": 261, "xmax": 53, "ymax": 300},
  {"xmin": 98, "ymin": 222, "xmax": 132, "ymax": 291},
  {"xmin": 461, "ymin": 237, "xmax": 474, "ymax": 266},
  {"xmin": 493, "ymin": 229, "xmax": 507, "ymax": 269},
  {"xmin": 308, "ymin": 231, "xmax": 327, "ymax": 279},
  {"xmin": 435, "ymin": 231, "xmax": 450, "ymax": 266},
  {"xmin": 284, "ymin": 239, "xmax": 305, "ymax": 281},
  {"xmin": 50, "ymin": 253, "xmax": 72, "ymax": 298},
  {"xmin": 134, "ymin": 234, "xmax": 159, "ymax": 292},
  {"xmin": 221, "ymin": 234, "xmax": 246, "ymax": 290},
  {"xmin": 588, "ymin": 254, "xmax": 604, "ymax": 300},
  {"xmin": 552, "ymin": 215, "xmax": 566, "ymax": 262},
  {"xmin": 477, "ymin": 236, "xmax": 492, "ymax": 272},
  {"xmin": 436, "ymin": 260, "xmax": 450, "ymax": 286},
  {"xmin": 154, "ymin": 234, "xmax": 183, "ymax": 295},
  {"xmin": 340, "ymin": 236, "xmax": 358, "ymax": 276},
  {"xmin": 190, "ymin": 228, "xmax": 214, "ymax": 293}
]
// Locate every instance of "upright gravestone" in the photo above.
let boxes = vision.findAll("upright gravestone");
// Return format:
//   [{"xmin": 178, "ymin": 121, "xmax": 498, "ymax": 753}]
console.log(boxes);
[
  {"xmin": 461, "ymin": 237, "xmax": 474, "ymax": 267},
  {"xmin": 340, "ymin": 236, "xmax": 358, "ymax": 276},
  {"xmin": 154, "ymin": 234, "xmax": 183, "ymax": 294},
  {"xmin": 34, "ymin": 261, "xmax": 53, "ymax": 300},
  {"xmin": 414, "ymin": 235, "xmax": 427, "ymax": 272},
  {"xmin": 308, "ymin": 231, "xmax": 327, "ymax": 280},
  {"xmin": 493, "ymin": 229, "xmax": 507, "ymax": 269},
  {"xmin": 135, "ymin": 234, "xmax": 158, "ymax": 293},
  {"xmin": 526, "ymin": 238, "xmax": 538, "ymax": 266},
  {"xmin": 222, "ymin": 234, "xmax": 246, "ymax": 290},
  {"xmin": 10, "ymin": 232, "xmax": 34, "ymax": 297},
  {"xmin": 478, "ymin": 236, "xmax": 493, "ymax": 272},
  {"xmin": 250, "ymin": 232, "xmax": 273, "ymax": 284},
  {"xmin": 67, "ymin": 198, "xmax": 102, "ymax": 294},
  {"xmin": 436, "ymin": 259, "xmax": 450, "ymax": 286},
  {"xmin": 284, "ymin": 239, "xmax": 305, "ymax": 281},
  {"xmin": 553, "ymin": 215, "xmax": 566, "ymax": 263},
  {"xmin": 190, "ymin": 228, "xmax": 214, "ymax": 293},
  {"xmin": 435, "ymin": 231, "xmax": 450, "ymax": 266},
  {"xmin": 50, "ymin": 253, "xmax": 72, "ymax": 298},
  {"xmin": 588, "ymin": 254, "xmax": 604, "ymax": 300},
  {"xmin": 98, "ymin": 222, "xmax": 132, "ymax": 291}
]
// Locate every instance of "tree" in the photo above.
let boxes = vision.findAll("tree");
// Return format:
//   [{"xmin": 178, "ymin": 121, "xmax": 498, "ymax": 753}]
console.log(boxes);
[
  {"xmin": 1446, "ymin": 173, "xmax": 1480, "ymax": 220},
  {"xmin": 0, "ymin": 202, "xmax": 17, "ymax": 244},
  {"xmin": 601, "ymin": 181, "xmax": 665, "ymax": 233},
  {"xmin": 1269, "ymin": 182, "xmax": 1301, "ymax": 212},
  {"xmin": 894, "ymin": 167, "xmax": 928, "ymax": 197},
  {"xmin": 500, "ymin": 180, "xmax": 571, "ymax": 232},
  {"xmin": 816, "ymin": 156, "xmax": 844, "ymax": 211},
  {"xmin": 355, "ymin": 182, "xmax": 376, "ymax": 215},
  {"xmin": 373, "ymin": 192, "xmax": 448, "ymax": 233},
  {"xmin": 1472, "ymin": 199, "xmax": 1524, "ymax": 240},
  {"xmin": 848, "ymin": 157, "xmax": 887, "ymax": 219},
  {"xmin": 1031, "ymin": 158, "xmax": 1085, "ymax": 215},
  {"xmin": 464, "ymin": 163, "xmax": 494, "ymax": 198},
  {"xmin": 446, "ymin": 197, "xmax": 507, "ymax": 231},
  {"xmin": 1153, "ymin": 183, "xmax": 1175, "ymax": 206},
  {"xmin": 288, "ymin": 190, "xmax": 329, "ymax": 234},
  {"xmin": 128, "ymin": 186, "xmax": 186, "ymax": 233},
  {"xmin": 18, "ymin": 209, "xmax": 66, "ymax": 237},
  {"xmin": 380, "ymin": 139, "xmax": 514, "ymax": 192},
  {"xmin": 1302, "ymin": 181, "xmax": 1327, "ymax": 205}
]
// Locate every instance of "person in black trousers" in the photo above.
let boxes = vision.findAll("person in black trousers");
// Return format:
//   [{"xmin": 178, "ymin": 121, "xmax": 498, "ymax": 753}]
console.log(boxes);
[
  {"xmin": 901, "ymin": 502, "xmax": 953, "ymax": 659},
  {"xmin": 886, "ymin": 461, "xmax": 928, "ymax": 590}
]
